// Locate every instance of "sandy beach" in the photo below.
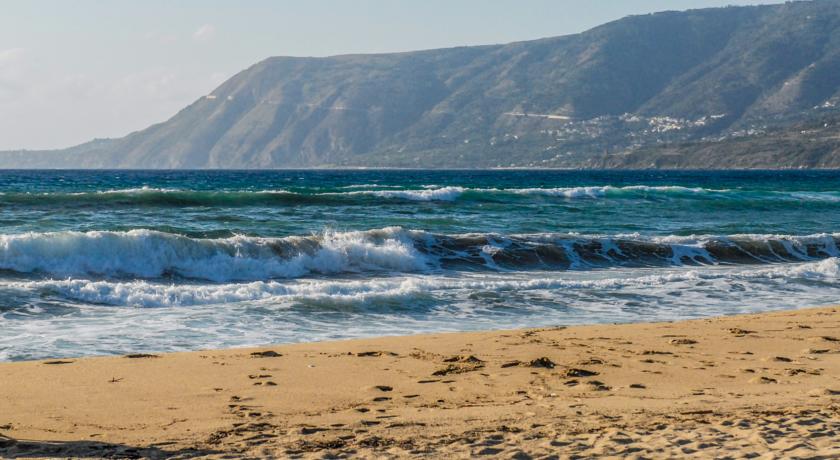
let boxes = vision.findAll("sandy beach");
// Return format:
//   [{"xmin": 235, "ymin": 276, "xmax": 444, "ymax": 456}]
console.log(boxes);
[{"xmin": 1, "ymin": 306, "xmax": 839, "ymax": 458}]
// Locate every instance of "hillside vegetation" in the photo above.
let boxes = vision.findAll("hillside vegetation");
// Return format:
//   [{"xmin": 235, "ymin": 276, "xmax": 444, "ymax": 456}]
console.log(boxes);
[{"xmin": 3, "ymin": 0, "xmax": 840, "ymax": 168}]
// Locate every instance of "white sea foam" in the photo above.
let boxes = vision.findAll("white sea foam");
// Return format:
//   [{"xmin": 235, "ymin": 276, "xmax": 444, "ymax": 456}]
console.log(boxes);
[
  {"xmin": 0, "ymin": 228, "xmax": 836, "ymax": 282},
  {"xmin": 648, "ymin": 233, "xmax": 840, "ymax": 257},
  {"xmin": 339, "ymin": 184, "xmax": 403, "ymax": 189},
  {"xmin": 12, "ymin": 257, "xmax": 839, "ymax": 308},
  {"xmin": 0, "ymin": 228, "xmax": 428, "ymax": 281},
  {"xmin": 4, "ymin": 258, "xmax": 840, "ymax": 361},
  {"xmin": 12, "ymin": 185, "xmax": 840, "ymax": 204},
  {"xmin": 98, "ymin": 187, "xmax": 295, "ymax": 196},
  {"xmin": 339, "ymin": 185, "xmax": 722, "ymax": 201},
  {"xmin": 786, "ymin": 191, "xmax": 840, "ymax": 202},
  {"xmin": 97, "ymin": 186, "xmax": 182, "ymax": 194},
  {"xmin": 754, "ymin": 257, "xmax": 840, "ymax": 279},
  {"xmin": 342, "ymin": 186, "xmax": 466, "ymax": 201},
  {"xmin": 18, "ymin": 278, "xmax": 426, "ymax": 307},
  {"xmin": 503, "ymin": 185, "xmax": 716, "ymax": 198}
]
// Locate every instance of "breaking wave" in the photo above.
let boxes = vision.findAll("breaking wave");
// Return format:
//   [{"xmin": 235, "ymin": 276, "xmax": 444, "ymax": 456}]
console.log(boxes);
[{"xmin": 0, "ymin": 228, "xmax": 837, "ymax": 281}]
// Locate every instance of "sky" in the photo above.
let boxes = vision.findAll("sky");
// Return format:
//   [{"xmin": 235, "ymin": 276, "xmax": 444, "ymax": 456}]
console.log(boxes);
[{"xmin": 0, "ymin": 0, "xmax": 776, "ymax": 150}]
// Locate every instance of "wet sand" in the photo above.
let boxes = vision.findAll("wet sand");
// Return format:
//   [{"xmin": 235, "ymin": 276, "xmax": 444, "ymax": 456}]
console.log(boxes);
[{"xmin": 1, "ymin": 306, "xmax": 839, "ymax": 458}]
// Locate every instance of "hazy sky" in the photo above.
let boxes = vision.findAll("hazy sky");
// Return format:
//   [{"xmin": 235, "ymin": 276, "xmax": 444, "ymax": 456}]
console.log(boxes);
[{"xmin": 1, "ymin": 0, "xmax": 776, "ymax": 150}]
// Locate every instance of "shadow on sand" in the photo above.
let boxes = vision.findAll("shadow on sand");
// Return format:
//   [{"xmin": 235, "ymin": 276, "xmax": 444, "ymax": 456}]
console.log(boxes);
[{"xmin": 0, "ymin": 435, "xmax": 218, "ymax": 459}]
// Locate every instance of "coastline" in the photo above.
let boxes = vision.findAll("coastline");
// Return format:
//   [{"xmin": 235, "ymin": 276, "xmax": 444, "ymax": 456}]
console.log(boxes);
[{"xmin": 1, "ymin": 306, "xmax": 839, "ymax": 458}]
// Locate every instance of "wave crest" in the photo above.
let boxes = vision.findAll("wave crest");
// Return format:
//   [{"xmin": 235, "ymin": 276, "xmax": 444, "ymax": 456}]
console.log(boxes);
[
  {"xmin": 4, "ymin": 185, "xmax": 840, "ymax": 206},
  {"xmin": 0, "ymin": 228, "xmax": 837, "ymax": 281},
  {"xmin": 0, "ymin": 228, "xmax": 428, "ymax": 281}
]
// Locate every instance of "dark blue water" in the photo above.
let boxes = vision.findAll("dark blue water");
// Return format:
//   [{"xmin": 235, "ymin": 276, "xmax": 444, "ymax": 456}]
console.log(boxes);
[{"xmin": 0, "ymin": 170, "xmax": 838, "ymax": 360}]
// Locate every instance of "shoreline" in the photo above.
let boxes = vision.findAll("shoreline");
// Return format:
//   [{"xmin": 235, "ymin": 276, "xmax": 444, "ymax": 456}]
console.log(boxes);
[{"xmin": 1, "ymin": 306, "xmax": 839, "ymax": 458}]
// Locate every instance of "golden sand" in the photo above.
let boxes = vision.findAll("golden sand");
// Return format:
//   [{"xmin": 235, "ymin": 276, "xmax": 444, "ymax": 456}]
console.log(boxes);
[{"xmin": 1, "ymin": 306, "xmax": 839, "ymax": 458}]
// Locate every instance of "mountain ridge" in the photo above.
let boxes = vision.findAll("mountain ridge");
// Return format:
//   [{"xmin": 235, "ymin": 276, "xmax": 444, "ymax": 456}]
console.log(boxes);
[{"xmin": 3, "ymin": 0, "xmax": 840, "ymax": 169}]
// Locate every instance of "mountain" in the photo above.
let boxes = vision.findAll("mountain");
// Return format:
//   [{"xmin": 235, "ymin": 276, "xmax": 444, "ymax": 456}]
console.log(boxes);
[
  {"xmin": 4, "ymin": 0, "xmax": 840, "ymax": 169},
  {"xmin": 598, "ymin": 113, "xmax": 840, "ymax": 169}
]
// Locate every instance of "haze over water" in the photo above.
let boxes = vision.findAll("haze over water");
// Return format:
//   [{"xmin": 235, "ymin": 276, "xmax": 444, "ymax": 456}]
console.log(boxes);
[{"xmin": 1, "ymin": 169, "xmax": 839, "ymax": 361}]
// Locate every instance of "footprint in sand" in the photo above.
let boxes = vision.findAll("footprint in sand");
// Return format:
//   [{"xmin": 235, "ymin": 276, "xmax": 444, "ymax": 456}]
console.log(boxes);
[
  {"xmin": 124, "ymin": 353, "xmax": 160, "ymax": 359},
  {"xmin": 432, "ymin": 363, "xmax": 483, "ymax": 376},
  {"xmin": 808, "ymin": 388, "xmax": 840, "ymax": 396},
  {"xmin": 529, "ymin": 357, "xmax": 556, "ymax": 369},
  {"xmin": 788, "ymin": 368, "xmax": 821, "ymax": 376},
  {"xmin": 561, "ymin": 368, "xmax": 599, "ymax": 378},
  {"xmin": 726, "ymin": 328, "xmax": 756, "ymax": 336},
  {"xmin": 639, "ymin": 350, "xmax": 673, "ymax": 356},
  {"xmin": 443, "ymin": 355, "xmax": 484, "ymax": 364},
  {"xmin": 250, "ymin": 350, "xmax": 282, "ymax": 358},
  {"xmin": 803, "ymin": 348, "xmax": 830, "ymax": 354},
  {"xmin": 300, "ymin": 426, "xmax": 328, "ymax": 435},
  {"xmin": 432, "ymin": 355, "xmax": 486, "ymax": 376},
  {"xmin": 356, "ymin": 351, "xmax": 399, "ymax": 357},
  {"xmin": 586, "ymin": 381, "xmax": 612, "ymax": 391}
]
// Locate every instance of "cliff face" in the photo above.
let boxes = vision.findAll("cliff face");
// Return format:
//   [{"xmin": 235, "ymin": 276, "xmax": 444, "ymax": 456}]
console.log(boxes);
[{"xmin": 5, "ymin": 0, "xmax": 840, "ymax": 169}]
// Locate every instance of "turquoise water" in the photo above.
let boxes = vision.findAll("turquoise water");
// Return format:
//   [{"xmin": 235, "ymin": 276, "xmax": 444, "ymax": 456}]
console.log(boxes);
[{"xmin": 1, "ymin": 170, "xmax": 839, "ymax": 360}]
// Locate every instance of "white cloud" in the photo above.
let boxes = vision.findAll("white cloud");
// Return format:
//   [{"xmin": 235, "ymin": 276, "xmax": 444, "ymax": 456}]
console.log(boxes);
[{"xmin": 192, "ymin": 24, "xmax": 216, "ymax": 42}]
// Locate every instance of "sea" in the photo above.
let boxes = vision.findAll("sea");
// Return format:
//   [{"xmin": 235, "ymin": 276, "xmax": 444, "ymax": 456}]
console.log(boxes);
[{"xmin": 0, "ymin": 169, "xmax": 839, "ymax": 361}]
